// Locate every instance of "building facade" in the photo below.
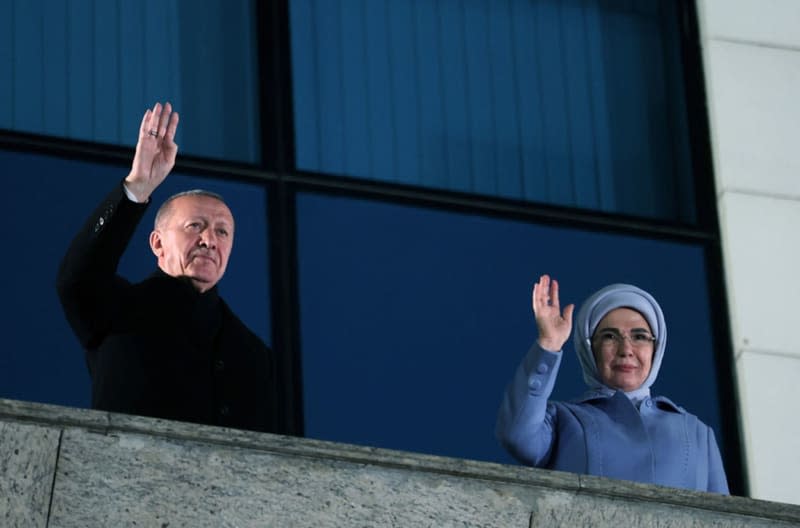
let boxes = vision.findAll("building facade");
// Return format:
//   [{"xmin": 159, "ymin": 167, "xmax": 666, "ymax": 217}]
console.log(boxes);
[{"xmin": 4, "ymin": 0, "xmax": 792, "ymax": 503}]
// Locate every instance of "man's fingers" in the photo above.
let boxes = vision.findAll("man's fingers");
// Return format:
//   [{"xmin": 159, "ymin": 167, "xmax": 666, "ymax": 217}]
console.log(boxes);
[
  {"xmin": 157, "ymin": 102, "xmax": 173, "ymax": 137},
  {"xmin": 149, "ymin": 102, "xmax": 163, "ymax": 137},
  {"xmin": 165, "ymin": 110, "xmax": 180, "ymax": 143},
  {"xmin": 138, "ymin": 109, "xmax": 151, "ymax": 137}
]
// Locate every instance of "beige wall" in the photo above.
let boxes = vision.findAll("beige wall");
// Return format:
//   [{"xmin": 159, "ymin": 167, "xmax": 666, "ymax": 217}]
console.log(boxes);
[{"xmin": 697, "ymin": 0, "xmax": 800, "ymax": 505}]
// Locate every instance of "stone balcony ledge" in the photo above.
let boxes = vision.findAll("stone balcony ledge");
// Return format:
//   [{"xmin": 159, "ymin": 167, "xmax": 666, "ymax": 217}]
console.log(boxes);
[{"xmin": 2, "ymin": 398, "xmax": 798, "ymax": 527}]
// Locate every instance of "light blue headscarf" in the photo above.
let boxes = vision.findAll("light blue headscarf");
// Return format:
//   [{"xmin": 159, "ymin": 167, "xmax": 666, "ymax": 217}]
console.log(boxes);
[{"xmin": 573, "ymin": 283, "xmax": 667, "ymax": 402}]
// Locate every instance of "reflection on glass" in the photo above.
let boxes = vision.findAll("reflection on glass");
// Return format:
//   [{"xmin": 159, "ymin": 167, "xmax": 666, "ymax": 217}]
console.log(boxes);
[
  {"xmin": 0, "ymin": 0, "xmax": 259, "ymax": 163},
  {"xmin": 290, "ymin": 0, "xmax": 695, "ymax": 222}
]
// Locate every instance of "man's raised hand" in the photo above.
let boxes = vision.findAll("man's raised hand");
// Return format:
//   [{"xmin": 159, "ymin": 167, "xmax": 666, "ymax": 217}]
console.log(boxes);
[{"xmin": 124, "ymin": 102, "xmax": 180, "ymax": 202}]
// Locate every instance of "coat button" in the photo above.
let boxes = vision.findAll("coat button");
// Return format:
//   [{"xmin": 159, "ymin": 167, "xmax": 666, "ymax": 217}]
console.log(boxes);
[
  {"xmin": 219, "ymin": 405, "xmax": 230, "ymax": 416},
  {"xmin": 214, "ymin": 359, "xmax": 225, "ymax": 372},
  {"xmin": 529, "ymin": 379, "xmax": 542, "ymax": 392},
  {"xmin": 537, "ymin": 363, "xmax": 549, "ymax": 374}
]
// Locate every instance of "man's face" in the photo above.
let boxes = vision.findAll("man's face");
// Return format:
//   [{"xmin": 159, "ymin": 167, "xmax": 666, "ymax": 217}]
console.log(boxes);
[{"xmin": 149, "ymin": 195, "xmax": 234, "ymax": 292}]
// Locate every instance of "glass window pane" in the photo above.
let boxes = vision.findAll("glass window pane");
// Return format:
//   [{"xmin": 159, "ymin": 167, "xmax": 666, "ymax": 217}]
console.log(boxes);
[
  {"xmin": 297, "ymin": 192, "xmax": 724, "ymax": 465},
  {"xmin": 290, "ymin": 0, "xmax": 695, "ymax": 222},
  {"xmin": 0, "ymin": 148, "xmax": 270, "ymax": 407},
  {"xmin": 0, "ymin": 0, "xmax": 260, "ymax": 163}
]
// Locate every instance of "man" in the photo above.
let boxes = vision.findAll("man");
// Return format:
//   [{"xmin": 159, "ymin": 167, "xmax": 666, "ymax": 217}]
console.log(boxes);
[{"xmin": 57, "ymin": 102, "xmax": 282, "ymax": 433}]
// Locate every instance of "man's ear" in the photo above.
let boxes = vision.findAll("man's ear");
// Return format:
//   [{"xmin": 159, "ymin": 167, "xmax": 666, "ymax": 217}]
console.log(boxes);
[{"xmin": 149, "ymin": 230, "xmax": 163, "ymax": 258}]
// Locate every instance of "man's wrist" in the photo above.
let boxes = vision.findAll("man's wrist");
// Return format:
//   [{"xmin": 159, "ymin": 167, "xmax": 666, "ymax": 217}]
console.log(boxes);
[{"xmin": 122, "ymin": 180, "xmax": 149, "ymax": 203}]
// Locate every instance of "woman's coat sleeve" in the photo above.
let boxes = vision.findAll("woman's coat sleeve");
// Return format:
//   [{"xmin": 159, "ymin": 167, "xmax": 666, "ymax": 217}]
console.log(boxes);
[{"xmin": 495, "ymin": 344, "xmax": 562, "ymax": 466}]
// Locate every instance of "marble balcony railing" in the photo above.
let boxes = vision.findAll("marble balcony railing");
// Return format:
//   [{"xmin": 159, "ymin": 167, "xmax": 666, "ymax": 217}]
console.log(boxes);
[{"xmin": 2, "ymin": 398, "xmax": 799, "ymax": 527}]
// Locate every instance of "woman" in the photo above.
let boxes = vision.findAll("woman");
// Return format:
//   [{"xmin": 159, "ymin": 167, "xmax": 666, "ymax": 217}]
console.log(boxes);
[{"xmin": 496, "ymin": 275, "xmax": 729, "ymax": 493}]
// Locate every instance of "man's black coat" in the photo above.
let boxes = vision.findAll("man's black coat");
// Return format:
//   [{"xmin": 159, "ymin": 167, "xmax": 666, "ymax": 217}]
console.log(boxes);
[{"xmin": 57, "ymin": 183, "xmax": 282, "ymax": 433}]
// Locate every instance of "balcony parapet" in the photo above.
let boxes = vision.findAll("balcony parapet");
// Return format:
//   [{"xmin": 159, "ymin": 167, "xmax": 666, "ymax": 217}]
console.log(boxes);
[{"xmin": 2, "ymin": 398, "xmax": 798, "ymax": 527}]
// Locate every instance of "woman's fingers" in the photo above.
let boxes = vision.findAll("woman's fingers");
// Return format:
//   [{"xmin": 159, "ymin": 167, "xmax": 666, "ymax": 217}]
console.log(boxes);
[
  {"xmin": 562, "ymin": 303, "xmax": 575, "ymax": 326},
  {"xmin": 532, "ymin": 275, "xmax": 573, "ymax": 323},
  {"xmin": 532, "ymin": 276, "xmax": 551, "ymax": 313},
  {"xmin": 549, "ymin": 278, "xmax": 560, "ymax": 308}
]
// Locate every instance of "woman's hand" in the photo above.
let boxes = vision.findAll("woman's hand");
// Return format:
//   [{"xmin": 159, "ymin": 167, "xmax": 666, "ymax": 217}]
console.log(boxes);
[{"xmin": 532, "ymin": 274, "xmax": 574, "ymax": 352}]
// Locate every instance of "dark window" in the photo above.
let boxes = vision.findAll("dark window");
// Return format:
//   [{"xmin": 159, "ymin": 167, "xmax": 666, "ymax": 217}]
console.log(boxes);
[
  {"xmin": 0, "ymin": 0, "xmax": 260, "ymax": 163},
  {"xmin": 290, "ymin": 0, "xmax": 695, "ymax": 222},
  {"xmin": 297, "ymin": 192, "xmax": 722, "ymax": 463}
]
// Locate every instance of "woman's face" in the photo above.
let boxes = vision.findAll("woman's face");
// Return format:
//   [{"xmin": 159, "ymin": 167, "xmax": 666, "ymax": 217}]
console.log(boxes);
[{"xmin": 592, "ymin": 308, "xmax": 655, "ymax": 392}]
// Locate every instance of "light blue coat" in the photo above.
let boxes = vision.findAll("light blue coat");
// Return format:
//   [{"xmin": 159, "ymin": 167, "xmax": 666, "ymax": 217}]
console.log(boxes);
[{"xmin": 496, "ymin": 344, "xmax": 729, "ymax": 493}]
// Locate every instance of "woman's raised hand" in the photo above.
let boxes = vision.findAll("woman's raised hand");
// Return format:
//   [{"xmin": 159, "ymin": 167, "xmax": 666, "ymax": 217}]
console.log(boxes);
[{"xmin": 532, "ymin": 274, "xmax": 574, "ymax": 352}]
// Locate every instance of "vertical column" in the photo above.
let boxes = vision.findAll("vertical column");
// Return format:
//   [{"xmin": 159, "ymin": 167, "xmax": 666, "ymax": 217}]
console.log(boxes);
[{"xmin": 698, "ymin": 0, "xmax": 800, "ymax": 505}]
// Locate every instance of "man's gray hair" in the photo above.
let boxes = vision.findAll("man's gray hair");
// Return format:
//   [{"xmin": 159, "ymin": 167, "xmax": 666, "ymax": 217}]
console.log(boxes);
[{"xmin": 154, "ymin": 189, "xmax": 227, "ymax": 229}]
